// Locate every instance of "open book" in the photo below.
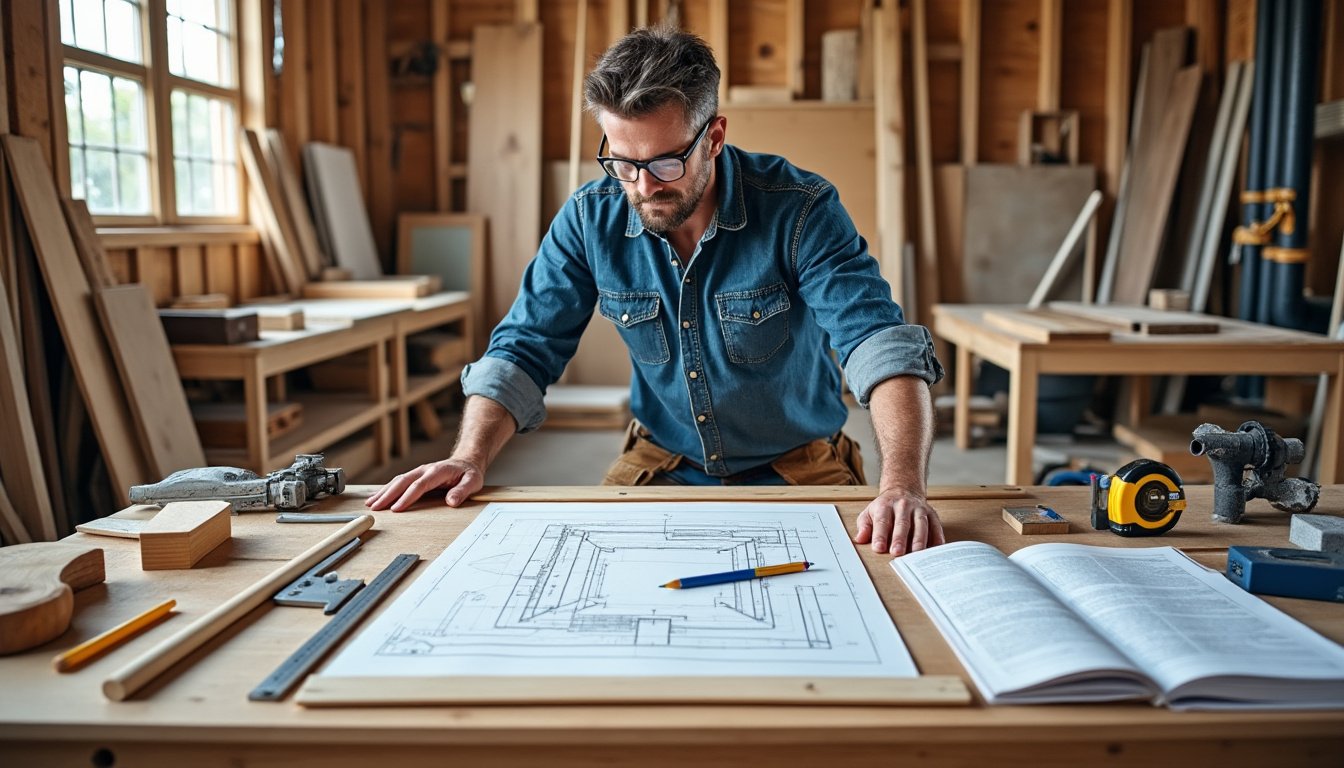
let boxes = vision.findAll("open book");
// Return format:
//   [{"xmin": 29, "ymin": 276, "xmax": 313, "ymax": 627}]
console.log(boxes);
[{"xmin": 892, "ymin": 542, "xmax": 1344, "ymax": 710}]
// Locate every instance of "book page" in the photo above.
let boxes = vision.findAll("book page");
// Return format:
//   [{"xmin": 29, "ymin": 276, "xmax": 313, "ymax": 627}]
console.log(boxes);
[
  {"xmin": 892, "ymin": 541, "xmax": 1152, "ymax": 703},
  {"xmin": 1010, "ymin": 544, "xmax": 1344, "ymax": 709},
  {"xmin": 321, "ymin": 502, "xmax": 917, "ymax": 679}
]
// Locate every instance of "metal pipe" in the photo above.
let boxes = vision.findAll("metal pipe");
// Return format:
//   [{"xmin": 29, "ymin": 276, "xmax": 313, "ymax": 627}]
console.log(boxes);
[{"xmin": 1238, "ymin": 0, "xmax": 1276, "ymax": 327}]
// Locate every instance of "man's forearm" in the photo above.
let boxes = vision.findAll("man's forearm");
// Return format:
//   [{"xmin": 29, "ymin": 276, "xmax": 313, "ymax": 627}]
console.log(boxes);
[
  {"xmin": 450, "ymin": 395, "xmax": 520, "ymax": 471},
  {"xmin": 867, "ymin": 375, "xmax": 935, "ymax": 496}
]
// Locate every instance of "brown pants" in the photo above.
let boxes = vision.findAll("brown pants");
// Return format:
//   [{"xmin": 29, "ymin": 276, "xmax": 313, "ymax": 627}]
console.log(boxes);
[{"xmin": 601, "ymin": 421, "xmax": 866, "ymax": 486}]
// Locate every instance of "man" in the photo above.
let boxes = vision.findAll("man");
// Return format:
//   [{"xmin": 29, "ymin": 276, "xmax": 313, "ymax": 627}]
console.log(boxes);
[{"xmin": 367, "ymin": 24, "xmax": 946, "ymax": 556}]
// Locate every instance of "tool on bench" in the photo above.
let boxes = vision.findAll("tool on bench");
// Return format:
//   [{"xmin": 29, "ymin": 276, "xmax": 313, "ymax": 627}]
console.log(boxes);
[
  {"xmin": 1190, "ymin": 421, "xmax": 1320, "ymax": 524},
  {"xmin": 1225, "ymin": 546, "xmax": 1344, "ymax": 603},
  {"xmin": 275, "ymin": 513, "xmax": 364, "ymax": 524},
  {"xmin": 249, "ymin": 553, "xmax": 420, "ymax": 702},
  {"xmin": 128, "ymin": 453, "xmax": 345, "ymax": 511},
  {"xmin": 1090, "ymin": 459, "xmax": 1185, "ymax": 536},
  {"xmin": 274, "ymin": 538, "xmax": 366, "ymax": 614}
]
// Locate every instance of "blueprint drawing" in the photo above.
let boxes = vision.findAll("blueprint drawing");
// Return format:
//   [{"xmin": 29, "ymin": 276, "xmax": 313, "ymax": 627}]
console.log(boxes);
[{"xmin": 322, "ymin": 502, "xmax": 917, "ymax": 678}]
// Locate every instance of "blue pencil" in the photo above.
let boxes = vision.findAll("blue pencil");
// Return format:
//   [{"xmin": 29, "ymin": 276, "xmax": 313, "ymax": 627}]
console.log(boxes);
[{"xmin": 660, "ymin": 561, "xmax": 814, "ymax": 589}]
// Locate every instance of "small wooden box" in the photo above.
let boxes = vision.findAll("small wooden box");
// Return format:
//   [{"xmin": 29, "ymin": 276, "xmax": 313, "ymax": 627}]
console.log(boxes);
[
  {"xmin": 158, "ymin": 309, "xmax": 260, "ymax": 345},
  {"xmin": 1002, "ymin": 505, "xmax": 1070, "ymax": 535},
  {"xmin": 139, "ymin": 501, "xmax": 232, "ymax": 570}
]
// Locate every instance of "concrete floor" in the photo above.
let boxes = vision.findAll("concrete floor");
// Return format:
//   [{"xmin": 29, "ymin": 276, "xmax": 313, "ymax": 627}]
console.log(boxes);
[{"xmin": 362, "ymin": 403, "xmax": 1128, "ymax": 489}]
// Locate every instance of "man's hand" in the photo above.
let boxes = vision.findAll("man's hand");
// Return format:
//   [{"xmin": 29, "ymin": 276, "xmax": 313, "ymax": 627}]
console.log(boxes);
[
  {"xmin": 853, "ymin": 488, "xmax": 945, "ymax": 556},
  {"xmin": 364, "ymin": 458, "xmax": 485, "ymax": 512}
]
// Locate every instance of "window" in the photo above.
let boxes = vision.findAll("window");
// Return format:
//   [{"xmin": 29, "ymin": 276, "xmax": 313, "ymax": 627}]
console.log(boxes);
[{"xmin": 59, "ymin": 0, "xmax": 241, "ymax": 222}]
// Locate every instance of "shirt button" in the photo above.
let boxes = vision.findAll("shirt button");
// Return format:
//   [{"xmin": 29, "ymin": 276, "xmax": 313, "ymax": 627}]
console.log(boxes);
[
  {"xmin": 620, "ymin": 313, "xmax": 629, "ymax": 323},
  {"xmin": 670, "ymin": 259, "xmax": 679, "ymax": 267},
  {"xmin": 684, "ymin": 276, "xmax": 691, "ymax": 283},
  {"xmin": 697, "ymin": 414, "xmax": 706, "ymax": 422},
  {"xmin": 689, "ymin": 371, "xmax": 698, "ymax": 379},
  {"xmin": 752, "ymin": 311, "xmax": 761, "ymax": 319},
  {"xmin": 682, "ymin": 321, "xmax": 690, "ymax": 329},
  {"xmin": 709, "ymin": 454, "xmax": 719, "ymax": 461}
]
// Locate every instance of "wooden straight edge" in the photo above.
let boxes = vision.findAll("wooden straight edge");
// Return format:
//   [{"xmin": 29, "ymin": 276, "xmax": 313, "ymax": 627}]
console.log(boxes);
[
  {"xmin": 60, "ymin": 199, "xmax": 116, "ymax": 288},
  {"xmin": 959, "ymin": 0, "xmax": 981, "ymax": 164},
  {"xmin": 0, "ymin": 267, "xmax": 54, "ymax": 540},
  {"xmin": 432, "ymin": 0, "xmax": 452, "ymax": 211},
  {"xmin": 1028, "ymin": 189, "xmax": 1104, "ymax": 308},
  {"xmin": 567, "ymin": 0, "xmax": 590, "ymax": 194},
  {"xmin": 469, "ymin": 485, "xmax": 1030, "ymax": 502},
  {"xmin": 103, "ymin": 515, "xmax": 374, "ymax": 701},
  {"xmin": 3, "ymin": 134, "xmax": 151, "ymax": 506},
  {"xmin": 910, "ymin": 0, "xmax": 939, "ymax": 327},
  {"xmin": 296, "ymin": 675, "xmax": 972, "ymax": 708}
]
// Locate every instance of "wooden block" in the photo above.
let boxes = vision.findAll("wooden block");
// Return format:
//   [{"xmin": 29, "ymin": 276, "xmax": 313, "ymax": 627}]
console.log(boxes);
[
  {"xmin": 0, "ymin": 543, "xmax": 105, "ymax": 654},
  {"xmin": 299, "ymin": 275, "xmax": 439, "ymax": 300},
  {"xmin": 407, "ymin": 331, "xmax": 468, "ymax": 373},
  {"xmin": 251, "ymin": 306, "xmax": 305, "ymax": 331},
  {"xmin": 1002, "ymin": 505, "xmax": 1070, "ymax": 535},
  {"xmin": 982, "ymin": 309, "xmax": 1113, "ymax": 342},
  {"xmin": 170, "ymin": 293, "xmax": 231, "ymax": 309},
  {"xmin": 1147, "ymin": 289, "xmax": 1190, "ymax": 312},
  {"xmin": 138, "ymin": 501, "xmax": 232, "ymax": 571},
  {"xmin": 157, "ymin": 308, "xmax": 261, "ymax": 345},
  {"xmin": 727, "ymin": 85, "xmax": 794, "ymax": 103},
  {"xmin": 191, "ymin": 401, "xmax": 304, "ymax": 449}
]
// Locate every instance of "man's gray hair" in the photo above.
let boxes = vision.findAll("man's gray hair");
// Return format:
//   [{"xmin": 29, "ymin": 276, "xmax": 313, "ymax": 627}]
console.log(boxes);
[{"xmin": 584, "ymin": 23, "xmax": 719, "ymax": 131}]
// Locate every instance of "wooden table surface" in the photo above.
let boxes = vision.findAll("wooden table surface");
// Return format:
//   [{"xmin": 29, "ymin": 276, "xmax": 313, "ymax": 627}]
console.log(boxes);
[{"xmin": 2, "ymin": 485, "xmax": 1341, "ymax": 767}]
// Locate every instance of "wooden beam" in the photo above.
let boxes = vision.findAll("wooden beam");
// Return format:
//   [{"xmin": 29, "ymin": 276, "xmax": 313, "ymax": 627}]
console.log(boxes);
[
  {"xmin": 873, "ymin": 3, "xmax": 906, "ymax": 305},
  {"xmin": 363, "ymin": 0, "xmax": 395, "ymax": 259},
  {"xmin": 786, "ymin": 0, "xmax": 804, "ymax": 98},
  {"xmin": 1104, "ymin": 0, "xmax": 1133, "ymax": 201},
  {"xmin": 911, "ymin": 0, "xmax": 939, "ymax": 327},
  {"xmin": 0, "ymin": 265, "xmax": 55, "ymax": 541},
  {"xmin": 279, "ymin": 0, "xmax": 311, "ymax": 171},
  {"xmin": 306, "ymin": 0, "xmax": 339, "ymax": 144},
  {"xmin": 238, "ymin": 0, "xmax": 273, "ymax": 131},
  {"xmin": 432, "ymin": 0, "xmax": 452, "ymax": 211},
  {"xmin": 336, "ymin": 0, "xmax": 366, "ymax": 194},
  {"xmin": 5, "ymin": 0, "xmax": 56, "ymax": 174},
  {"xmin": 0, "ymin": 6, "xmax": 14, "ymax": 330},
  {"xmin": 516, "ymin": 0, "xmax": 539, "ymax": 23},
  {"xmin": 1038, "ymin": 0, "xmax": 1062, "ymax": 111},
  {"xmin": 960, "ymin": 0, "xmax": 981, "ymax": 164},
  {"xmin": 709, "ymin": 0, "xmax": 728, "ymax": 104},
  {"xmin": 568, "ymin": 0, "xmax": 590, "ymax": 194},
  {"xmin": 1185, "ymin": 0, "xmax": 1222, "ymax": 74}
]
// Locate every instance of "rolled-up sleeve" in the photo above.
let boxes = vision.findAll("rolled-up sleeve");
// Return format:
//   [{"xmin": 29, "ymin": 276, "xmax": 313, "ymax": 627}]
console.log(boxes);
[
  {"xmin": 460, "ymin": 355, "xmax": 547, "ymax": 433},
  {"xmin": 843, "ymin": 324, "xmax": 945, "ymax": 408}
]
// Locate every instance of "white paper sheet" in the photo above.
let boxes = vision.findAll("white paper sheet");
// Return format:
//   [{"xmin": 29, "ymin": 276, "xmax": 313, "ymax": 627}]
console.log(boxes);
[{"xmin": 322, "ymin": 502, "xmax": 917, "ymax": 678}]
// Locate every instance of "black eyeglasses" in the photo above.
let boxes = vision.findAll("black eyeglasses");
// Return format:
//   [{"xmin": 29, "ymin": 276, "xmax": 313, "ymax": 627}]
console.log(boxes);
[{"xmin": 596, "ymin": 118, "xmax": 713, "ymax": 183}]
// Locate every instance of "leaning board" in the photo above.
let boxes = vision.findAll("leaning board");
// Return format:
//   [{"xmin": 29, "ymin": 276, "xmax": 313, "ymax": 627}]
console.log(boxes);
[
  {"xmin": 3, "ymin": 136, "xmax": 151, "ymax": 502},
  {"xmin": 299, "ymin": 502, "xmax": 969, "ymax": 706}
]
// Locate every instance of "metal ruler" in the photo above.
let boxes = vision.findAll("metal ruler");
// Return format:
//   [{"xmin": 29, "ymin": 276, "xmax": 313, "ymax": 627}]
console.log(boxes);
[{"xmin": 249, "ymin": 553, "xmax": 420, "ymax": 702}]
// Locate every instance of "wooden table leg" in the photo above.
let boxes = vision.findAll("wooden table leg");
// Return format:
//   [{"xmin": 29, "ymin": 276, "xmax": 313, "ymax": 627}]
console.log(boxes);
[
  {"xmin": 1006, "ymin": 350, "xmax": 1039, "ymax": 485},
  {"xmin": 954, "ymin": 343, "xmax": 971, "ymax": 450},
  {"xmin": 244, "ymin": 359, "xmax": 268, "ymax": 473}
]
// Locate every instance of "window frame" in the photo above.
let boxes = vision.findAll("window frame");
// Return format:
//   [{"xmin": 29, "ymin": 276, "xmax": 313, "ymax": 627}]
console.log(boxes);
[{"xmin": 59, "ymin": 0, "xmax": 246, "ymax": 226}]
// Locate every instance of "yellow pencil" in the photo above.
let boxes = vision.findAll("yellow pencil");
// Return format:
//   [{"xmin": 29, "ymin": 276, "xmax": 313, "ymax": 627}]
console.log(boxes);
[{"xmin": 52, "ymin": 599, "xmax": 176, "ymax": 673}]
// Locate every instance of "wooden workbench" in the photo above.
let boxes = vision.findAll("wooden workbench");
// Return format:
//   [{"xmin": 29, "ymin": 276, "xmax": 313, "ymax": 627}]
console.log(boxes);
[
  {"xmin": 932, "ymin": 303, "xmax": 1344, "ymax": 485},
  {"xmin": 171, "ymin": 292, "xmax": 472, "ymax": 475},
  {"xmin": 1, "ymin": 485, "xmax": 1341, "ymax": 766}
]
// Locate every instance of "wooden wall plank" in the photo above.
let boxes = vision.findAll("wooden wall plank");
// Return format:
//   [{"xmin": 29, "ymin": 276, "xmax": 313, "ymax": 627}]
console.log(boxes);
[
  {"xmin": 335, "ymin": 0, "xmax": 367, "ymax": 195},
  {"xmin": 469, "ymin": 23, "xmax": 543, "ymax": 331},
  {"xmin": 911, "ymin": 0, "xmax": 940, "ymax": 329},
  {"xmin": 960, "ymin": 0, "xmax": 981, "ymax": 164},
  {"xmin": 94, "ymin": 284, "xmax": 206, "ymax": 478},
  {"xmin": 3, "ymin": 135, "xmax": 151, "ymax": 503},
  {"xmin": 174, "ymin": 244, "xmax": 206, "ymax": 297},
  {"xmin": 364, "ymin": 0, "xmax": 396, "ymax": 260},
  {"xmin": 1060, "ymin": 1, "xmax": 1110, "ymax": 183},
  {"xmin": 205, "ymin": 243, "xmax": 238, "ymax": 301},
  {"xmin": 135, "ymin": 246, "xmax": 176, "ymax": 305},
  {"xmin": 978, "ymin": 0, "xmax": 1040, "ymax": 163},
  {"xmin": 1039, "ymin": 0, "xmax": 1062, "ymax": 111},
  {"xmin": 873, "ymin": 2, "xmax": 905, "ymax": 305},
  {"xmin": 236, "ymin": 243, "xmax": 266, "ymax": 299},
  {"xmin": 433, "ymin": 0, "xmax": 453, "ymax": 210},
  {"xmin": 60, "ymin": 198, "xmax": 117, "ymax": 289},
  {"xmin": 279, "ymin": 0, "xmax": 311, "ymax": 170},
  {"xmin": 239, "ymin": 0, "xmax": 275, "ymax": 130}
]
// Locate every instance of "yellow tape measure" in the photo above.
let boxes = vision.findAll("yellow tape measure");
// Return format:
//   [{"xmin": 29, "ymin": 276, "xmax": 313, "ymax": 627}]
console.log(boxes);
[{"xmin": 1090, "ymin": 459, "xmax": 1185, "ymax": 536}]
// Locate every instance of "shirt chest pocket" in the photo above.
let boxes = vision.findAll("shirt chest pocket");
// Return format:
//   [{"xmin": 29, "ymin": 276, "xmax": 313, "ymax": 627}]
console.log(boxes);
[
  {"xmin": 599, "ymin": 291, "xmax": 671, "ymax": 365},
  {"xmin": 716, "ymin": 283, "xmax": 792, "ymax": 364}
]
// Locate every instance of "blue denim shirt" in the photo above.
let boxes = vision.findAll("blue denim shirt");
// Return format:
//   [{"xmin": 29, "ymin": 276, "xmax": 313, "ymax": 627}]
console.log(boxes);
[{"xmin": 462, "ymin": 144, "xmax": 943, "ymax": 476}]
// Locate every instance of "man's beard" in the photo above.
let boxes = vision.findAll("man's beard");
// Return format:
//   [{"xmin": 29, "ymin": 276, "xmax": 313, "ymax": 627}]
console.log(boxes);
[{"xmin": 628, "ymin": 150, "xmax": 712, "ymax": 235}]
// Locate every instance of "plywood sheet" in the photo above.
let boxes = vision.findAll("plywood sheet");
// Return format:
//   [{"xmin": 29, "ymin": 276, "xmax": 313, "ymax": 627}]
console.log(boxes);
[
  {"xmin": 982, "ymin": 308, "xmax": 1113, "ymax": 343},
  {"xmin": 962, "ymin": 164, "xmax": 1096, "ymax": 304},
  {"xmin": 95, "ymin": 284, "xmax": 206, "ymax": 477},
  {"xmin": 3, "ymin": 135, "xmax": 151, "ymax": 502},
  {"xmin": 304, "ymin": 142, "xmax": 384, "ymax": 280}
]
